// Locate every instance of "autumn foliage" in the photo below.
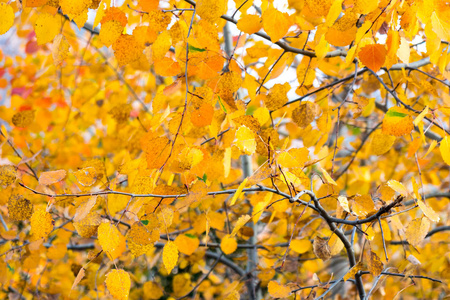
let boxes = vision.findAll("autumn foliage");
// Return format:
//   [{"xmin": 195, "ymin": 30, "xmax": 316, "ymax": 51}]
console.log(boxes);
[{"xmin": 0, "ymin": 0, "xmax": 450, "ymax": 299}]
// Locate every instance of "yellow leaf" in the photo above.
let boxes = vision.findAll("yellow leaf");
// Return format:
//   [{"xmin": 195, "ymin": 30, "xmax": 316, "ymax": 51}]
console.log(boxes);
[
  {"xmin": 12, "ymin": 110, "xmax": 35, "ymax": 127},
  {"xmin": 414, "ymin": 106, "xmax": 429, "ymax": 127},
  {"xmin": 268, "ymin": 280, "xmax": 291, "ymax": 298},
  {"xmin": 236, "ymin": 14, "xmax": 262, "ymax": 34},
  {"xmin": 253, "ymin": 107, "xmax": 270, "ymax": 126},
  {"xmin": 431, "ymin": 12, "xmax": 450, "ymax": 41},
  {"xmin": 412, "ymin": 177, "xmax": 421, "ymax": 201},
  {"xmin": 0, "ymin": 165, "xmax": 17, "ymax": 187},
  {"xmin": 99, "ymin": 20, "xmax": 123, "ymax": 47},
  {"xmin": 305, "ymin": 0, "xmax": 333, "ymax": 16},
  {"xmin": 252, "ymin": 192, "xmax": 272, "ymax": 223},
  {"xmin": 73, "ymin": 212, "xmax": 102, "ymax": 238},
  {"xmin": 370, "ymin": 130, "xmax": 396, "ymax": 155},
  {"xmin": 397, "ymin": 37, "xmax": 410, "ymax": 64},
  {"xmin": 220, "ymin": 234, "xmax": 238, "ymax": 254},
  {"xmin": 423, "ymin": 140, "xmax": 437, "ymax": 158},
  {"xmin": 46, "ymin": 244, "xmax": 67, "ymax": 260},
  {"xmin": 405, "ymin": 217, "xmax": 430, "ymax": 247},
  {"xmin": 0, "ymin": 3, "xmax": 14, "ymax": 35},
  {"xmin": 196, "ymin": 0, "xmax": 228, "ymax": 24},
  {"xmin": 417, "ymin": 199, "xmax": 440, "ymax": 222},
  {"xmin": 320, "ymin": 167, "xmax": 337, "ymax": 186},
  {"xmin": 439, "ymin": 136, "xmax": 450, "ymax": 165},
  {"xmin": 143, "ymin": 281, "xmax": 164, "ymax": 300},
  {"xmin": 126, "ymin": 221, "xmax": 158, "ymax": 257},
  {"xmin": 174, "ymin": 234, "xmax": 199, "ymax": 256},
  {"xmin": 290, "ymin": 239, "xmax": 311, "ymax": 254},
  {"xmin": 353, "ymin": 0, "xmax": 379, "ymax": 14},
  {"xmin": 230, "ymin": 214, "xmax": 251, "ymax": 237},
  {"xmin": 313, "ymin": 236, "xmax": 331, "ymax": 261},
  {"xmin": 30, "ymin": 209, "xmax": 54, "ymax": 240},
  {"xmin": 343, "ymin": 262, "xmax": 364, "ymax": 281},
  {"xmin": 387, "ymin": 180, "xmax": 409, "ymax": 196},
  {"xmin": 157, "ymin": 206, "xmax": 174, "ymax": 228},
  {"xmin": 105, "ymin": 269, "xmax": 131, "ymax": 300},
  {"xmin": 235, "ymin": 126, "xmax": 256, "ymax": 155},
  {"xmin": 223, "ymin": 147, "xmax": 231, "ymax": 178},
  {"xmin": 366, "ymin": 250, "xmax": 384, "ymax": 276},
  {"xmin": 315, "ymin": 34, "xmax": 330, "ymax": 60},
  {"xmin": 8, "ymin": 194, "xmax": 33, "ymax": 221},
  {"xmin": 152, "ymin": 30, "xmax": 171, "ymax": 61},
  {"xmin": 71, "ymin": 267, "xmax": 86, "ymax": 291},
  {"xmin": 163, "ymin": 241, "xmax": 178, "ymax": 273},
  {"xmin": 380, "ymin": 220, "xmax": 392, "ymax": 241},
  {"xmin": 292, "ymin": 101, "xmax": 319, "ymax": 128},
  {"xmin": 296, "ymin": 63, "xmax": 316, "ymax": 86},
  {"xmin": 358, "ymin": 44, "xmax": 386, "ymax": 72},
  {"xmin": 329, "ymin": 234, "xmax": 344, "ymax": 255},
  {"xmin": 264, "ymin": 83, "xmax": 290, "ymax": 111},
  {"xmin": 230, "ymin": 177, "xmax": 248, "ymax": 206},
  {"xmin": 52, "ymin": 34, "xmax": 70, "ymax": 65},
  {"xmin": 74, "ymin": 167, "xmax": 97, "ymax": 187},
  {"xmin": 224, "ymin": 290, "xmax": 240, "ymax": 300},
  {"xmin": 325, "ymin": 0, "xmax": 343, "ymax": 27},
  {"xmin": 34, "ymin": 13, "xmax": 61, "ymax": 45},
  {"xmin": 337, "ymin": 195, "xmax": 351, "ymax": 213},
  {"xmin": 108, "ymin": 194, "xmax": 129, "ymax": 216},
  {"xmin": 379, "ymin": 183, "xmax": 396, "ymax": 202},
  {"xmin": 382, "ymin": 106, "xmax": 414, "ymax": 137},
  {"xmin": 73, "ymin": 196, "xmax": 97, "ymax": 222},
  {"xmin": 98, "ymin": 221, "xmax": 125, "ymax": 260},
  {"xmin": 112, "ymin": 34, "xmax": 142, "ymax": 66},
  {"xmin": 262, "ymin": 6, "xmax": 292, "ymax": 42},
  {"xmin": 351, "ymin": 194, "xmax": 376, "ymax": 217},
  {"xmin": 277, "ymin": 147, "xmax": 309, "ymax": 169},
  {"xmin": 60, "ymin": 0, "xmax": 90, "ymax": 15}
]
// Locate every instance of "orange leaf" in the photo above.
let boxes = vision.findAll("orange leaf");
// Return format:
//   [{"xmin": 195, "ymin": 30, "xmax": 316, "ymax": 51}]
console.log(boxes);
[
  {"xmin": 382, "ymin": 106, "xmax": 414, "ymax": 137},
  {"xmin": 237, "ymin": 14, "xmax": 262, "ymax": 35},
  {"xmin": 174, "ymin": 234, "xmax": 200, "ymax": 256},
  {"xmin": 39, "ymin": 169, "xmax": 67, "ymax": 185},
  {"xmin": 358, "ymin": 44, "xmax": 387, "ymax": 72},
  {"xmin": 30, "ymin": 209, "xmax": 54, "ymax": 240},
  {"xmin": 220, "ymin": 234, "xmax": 238, "ymax": 255},
  {"xmin": 268, "ymin": 280, "xmax": 291, "ymax": 298},
  {"xmin": 262, "ymin": 6, "xmax": 292, "ymax": 42}
]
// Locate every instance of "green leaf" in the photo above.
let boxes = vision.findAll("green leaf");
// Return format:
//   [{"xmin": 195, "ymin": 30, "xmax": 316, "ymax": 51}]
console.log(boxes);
[
  {"xmin": 188, "ymin": 45, "xmax": 206, "ymax": 52},
  {"xmin": 197, "ymin": 173, "xmax": 207, "ymax": 183},
  {"xmin": 185, "ymin": 233, "xmax": 197, "ymax": 239},
  {"xmin": 246, "ymin": 105, "xmax": 257, "ymax": 116},
  {"xmin": 386, "ymin": 110, "xmax": 408, "ymax": 118},
  {"xmin": 141, "ymin": 220, "xmax": 149, "ymax": 225},
  {"xmin": 217, "ymin": 96, "xmax": 227, "ymax": 113}
]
